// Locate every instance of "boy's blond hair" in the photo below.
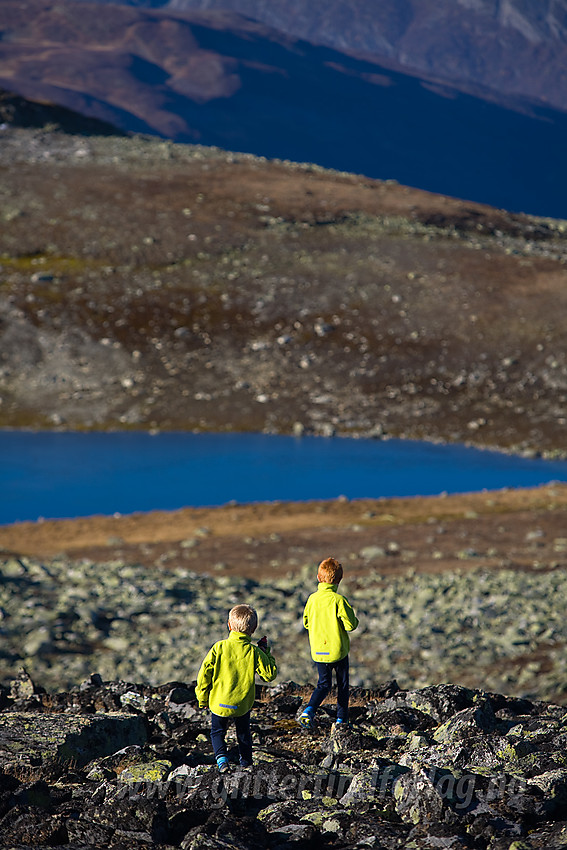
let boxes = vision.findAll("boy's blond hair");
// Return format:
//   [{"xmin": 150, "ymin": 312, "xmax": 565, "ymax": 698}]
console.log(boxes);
[
  {"xmin": 317, "ymin": 557, "xmax": 343, "ymax": 584},
  {"xmin": 228, "ymin": 604, "xmax": 258, "ymax": 635}
]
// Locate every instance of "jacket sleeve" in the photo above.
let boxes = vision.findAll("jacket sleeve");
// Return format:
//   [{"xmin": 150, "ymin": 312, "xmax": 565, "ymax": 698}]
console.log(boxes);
[
  {"xmin": 303, "ymin": 599, "xmax": 310, "ymax": 630},
  {"xmin": 255, "ymin": 646, "xmax": 278, "ymax": 683},
  {"xmin": 338, "ymin": 596, "xmax": 359, "ymax": 632},
  {"xmin": 195, "ymin": 644, "xmax": 216, "ymax": 707}
]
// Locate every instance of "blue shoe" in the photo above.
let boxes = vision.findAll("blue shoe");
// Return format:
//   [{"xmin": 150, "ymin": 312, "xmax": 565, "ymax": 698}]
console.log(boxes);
[
  {"xmin": 335, "ymin": 718, "xmax": 348, "ymax": 725},
  {"xmin": 217, "ymin": 757, "xmax": 230, "ymax": 773},
  {"xmin": 299, "ymin": 709, "xmax": 314, "ymax": 729}
]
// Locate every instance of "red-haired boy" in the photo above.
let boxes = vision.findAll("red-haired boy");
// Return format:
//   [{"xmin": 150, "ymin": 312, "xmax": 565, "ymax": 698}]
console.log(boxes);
[{"xmin": 299, "ymin": 557, "xmax": 358, "ymax": 728}]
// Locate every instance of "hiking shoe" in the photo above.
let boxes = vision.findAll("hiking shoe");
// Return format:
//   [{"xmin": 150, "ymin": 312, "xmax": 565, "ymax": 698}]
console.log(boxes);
[
  {"xmin": 299, "ymin": 712, "xmax": 313, "ymax": 729},
  {"xmin": 217, "ymin": 758, "xmax": 230, "ymax": 774}
]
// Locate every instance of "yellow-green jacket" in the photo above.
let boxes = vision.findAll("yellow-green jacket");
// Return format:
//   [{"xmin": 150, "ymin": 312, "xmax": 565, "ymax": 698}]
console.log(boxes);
[
  {"xmin": 195, "ymin": 631, "xmax": 277, "ymax": 717},
  {"xmin": 303, "ymin": 582, "xmax": 358, "ymax": 663}
]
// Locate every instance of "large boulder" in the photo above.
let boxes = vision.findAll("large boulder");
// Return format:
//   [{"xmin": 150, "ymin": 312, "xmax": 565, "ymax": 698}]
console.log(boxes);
[{"xmin": 0, "ymin": 710, "xmax": 147, "ymax": 767}]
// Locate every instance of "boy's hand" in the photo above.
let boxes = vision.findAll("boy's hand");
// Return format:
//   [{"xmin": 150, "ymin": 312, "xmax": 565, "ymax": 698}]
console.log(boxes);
[{"xmin": 257, "ymin": 635, "xmax": 268, "ymax": 651}]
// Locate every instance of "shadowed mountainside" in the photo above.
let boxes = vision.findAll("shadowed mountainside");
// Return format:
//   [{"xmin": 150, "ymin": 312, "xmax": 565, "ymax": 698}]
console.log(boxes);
[
  {"xmin": 69, "ymin": 0, "xmax": 567, "ymax": 113},
  {"xmin": 1, "ymin": 123, "xmax": 567, "ymax": 455},
  {"xmin": 0, "ymin": 89, "xmax": 126, "ymax": 135},
  {"xmin": 2, "ymin": 0, "xmax": 567, "ymax": 216}
]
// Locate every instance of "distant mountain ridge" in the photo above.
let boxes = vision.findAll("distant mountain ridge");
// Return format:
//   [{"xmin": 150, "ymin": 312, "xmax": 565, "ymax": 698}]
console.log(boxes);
[
  {"xmin": 2, "ymin": 0, "xmax": 567, "ymax": 217},
  {"xmin": 67, "ymin": 0, "xmax": 567, "ymax": 113}
]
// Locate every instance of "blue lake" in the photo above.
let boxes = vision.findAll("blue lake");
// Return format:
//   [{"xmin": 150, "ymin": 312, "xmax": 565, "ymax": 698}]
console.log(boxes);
[{"xmin": 2, "ymin": 430, "xmax": 567, "ymax": 526}]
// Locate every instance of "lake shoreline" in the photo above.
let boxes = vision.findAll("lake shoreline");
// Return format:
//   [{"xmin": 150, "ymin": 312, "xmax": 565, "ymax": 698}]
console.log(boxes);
[{"xmin": 2, "ymin": 482, "xmax": 567, "ymax": 578}]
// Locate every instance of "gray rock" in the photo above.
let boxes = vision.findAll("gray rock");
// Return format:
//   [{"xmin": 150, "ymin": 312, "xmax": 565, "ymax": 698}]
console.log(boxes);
[
  {"xmin": 529, "ymin": 768, "xmax": 567, "ymax": 817},
  {"xmin": 4, "ymin": 553, "xmax": 567, "ymax": 707},
  {"xmin": 393, "ymin": 766, "xmax": 463, "ymax": 824},
  {"xmin": 9, "ymin": 667, "xmax": 38, "ymax": 700},
  {"xmin": 0, "ymin": 711, "xmax": 147, "ymax": 767},
  {"xmin": 359, "ymin": 545, "xmax": 386, "ymax": 560},
  {"xmin": 432, "ymin": 699, "xmax": 498, "ymax": 743}
]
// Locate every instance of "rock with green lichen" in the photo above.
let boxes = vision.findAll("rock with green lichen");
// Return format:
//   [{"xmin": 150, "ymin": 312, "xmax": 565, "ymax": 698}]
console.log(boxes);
[
  {"xmin": 432, "ymin": 699, "xmax": 498, "ymax": 744},
  {"xmin": 118, "ymin": 758, "xmax": 172, "ymax": 784},
  {"xmin": 0, "ymin": 710, "xmax": 147, "ymax": 767},
  {"xmin": 1, "ymin": 672, "xmax": 567, "ymax": 846}
]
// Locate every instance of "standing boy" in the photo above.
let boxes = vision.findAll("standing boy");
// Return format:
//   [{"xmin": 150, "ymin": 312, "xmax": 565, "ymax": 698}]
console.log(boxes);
[
  {"xmin": 300, "ymin": 557, "xmax": 358, "ymax": 728},
  {"xmin": 196, "ymin": 603, "xmax": 277, "ymax": 772}
]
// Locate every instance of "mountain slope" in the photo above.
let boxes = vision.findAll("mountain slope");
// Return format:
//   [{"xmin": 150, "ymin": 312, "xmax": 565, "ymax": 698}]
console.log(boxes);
[
  {"xmin": 1, "ymin": 0, "xmax": 567, "ymax": 216},
  {"xmin": 2, "ymin": 126, "xmax": 567, "ymax": 454},
  {"xmin": 68, "ymin": 0, "xmax": 567, "ymax": 112}
]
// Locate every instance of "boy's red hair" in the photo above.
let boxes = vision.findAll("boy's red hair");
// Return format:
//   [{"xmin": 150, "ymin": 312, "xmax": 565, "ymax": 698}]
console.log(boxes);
[{"xmin": 317, "ymin": 557, "xmax": 343, "ymax": 584}]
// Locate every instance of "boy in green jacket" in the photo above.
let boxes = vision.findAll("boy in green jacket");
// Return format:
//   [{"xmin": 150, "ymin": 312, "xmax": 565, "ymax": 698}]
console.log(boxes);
[
  {"xmin": 300, "ymin": 557, "xmax": 358, "ymax": 729},
  {"xmin": 196, "ymin": 603, "xmax": 277, "ymax": 772}
]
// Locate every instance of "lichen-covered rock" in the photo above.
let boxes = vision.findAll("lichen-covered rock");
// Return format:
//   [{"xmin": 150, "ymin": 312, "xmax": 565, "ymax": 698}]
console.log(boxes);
[
  {"xmin": 323, "ymin": 722, "xmax": 381, "ymax": 762},
  {"xmin": 0, "ymin": 808, "xmax": 68, "ymax": 846},
  {"xmin": 339, "ymin": 758, "xmax": 408, "ymax": 806},
  {"xmin": 366, "ymin": 704, "xmax": 436, "ymax": 733},
  {"xmin": 74, "ymin": 794, "xmax": 170, "ymax": 846},
  {"xmin": 118, "ymin": 758, "xmax": 173, "ymax": 784},
  {"xmin": 382, "ymin": 684, "xmax": 480, "ymax": 723},
  {"xmin": 269, "ymin": 821, "xmax": 317, "ymax": 844},
  {"xmin": 394, "ymin": 766, "xmax": 465, "ymax": 825},
  {"xmin": 529, "ymin": 768, "xmax": 567, "ymax": 817},
  {"xmin": 432, "ymin": 699, "xmax": 498, "ymax": 743},
  {"xmin": 8, "ymin": 667, "xmax": 41, "ymax": 700},
  {"xmin": 0, "ymin": 710, "xmax": 147, "ymax": 767},
  {"xmin": 1, "ymin": 677, "xmax": 567, "ymax": 848}
]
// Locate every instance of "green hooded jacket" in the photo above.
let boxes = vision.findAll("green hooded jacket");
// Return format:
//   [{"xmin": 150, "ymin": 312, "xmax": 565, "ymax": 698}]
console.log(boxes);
[
  {"xmin": 303, "ymin": 582, "xmax": 359, "ymax": 663},
  {"xmin": 195, "ymin": 631, "xmax": 277, "ymax": 717}
]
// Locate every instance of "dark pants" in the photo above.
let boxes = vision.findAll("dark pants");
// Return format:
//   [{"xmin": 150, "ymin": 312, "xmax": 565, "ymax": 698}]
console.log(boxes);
[
  {"xmin": 307, "ymin": 654, "xmax": 350, "ymax": 722},
  {"xmin": 210, "ymin": 711, "xmax": 253, "ymax": 766}
]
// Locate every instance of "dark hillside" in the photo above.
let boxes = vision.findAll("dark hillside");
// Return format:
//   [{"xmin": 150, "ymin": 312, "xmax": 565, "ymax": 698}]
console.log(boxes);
[{"xmin": 0, "ymin": 88, "xmax": 125, "ymax": 135}]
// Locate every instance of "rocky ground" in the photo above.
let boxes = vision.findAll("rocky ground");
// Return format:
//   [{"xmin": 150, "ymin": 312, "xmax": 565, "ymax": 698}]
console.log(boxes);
[
  {"xmin": 1, "ymin": 124, "xmax": 567, "ymax": 454},
  {"xmin": 2, "ymin": 670, "xmax": 567, "ymax": 848},
  {"xmin": 2, "ymin": 484, "xmax": 567, "ymax": 705}
]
